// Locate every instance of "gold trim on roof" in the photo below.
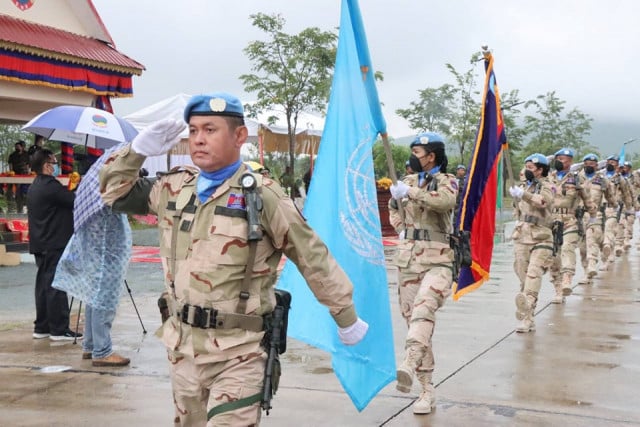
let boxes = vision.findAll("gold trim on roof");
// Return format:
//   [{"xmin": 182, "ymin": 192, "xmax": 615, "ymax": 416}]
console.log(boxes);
[
  {"xmin": 0, "ymin": 75, "xmax": 134, "ymax": 98},
  {"xmin": 0, "ymin": 41, "xmax": 144, "ymax": 76}
]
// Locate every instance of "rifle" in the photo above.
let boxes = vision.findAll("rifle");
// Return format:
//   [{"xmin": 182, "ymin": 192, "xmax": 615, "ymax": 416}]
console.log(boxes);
[
  {"xmin": 262, "ymin": 289, "xmax": 291, "ymax": 415},
  {"xmin": 552, "ymin": 220, "xmax": 564, "ymax": 256},
  {"xmin": 616, "ymin": 202, "xmax": 624, "ymax": 222},
  {"xmin": 575, "ymin": 207, "xmax": 585, "ymax": 238},
  {"xmin": 599, "ymin": 204, "xmax": 606, "ymax": 232},
  {"xmin": 449, "ymin": 230, "xmax": 472, "ymax": 280}
]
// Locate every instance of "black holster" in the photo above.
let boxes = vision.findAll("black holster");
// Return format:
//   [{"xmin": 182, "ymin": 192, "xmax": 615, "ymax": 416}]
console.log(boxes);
[
  {"xmin": 158, "ymin": 292, "xmax": 170, "ymax": 324},
  {"xmin": 450, "ymin": 230, "xmax": 471, "ymax": 279}
]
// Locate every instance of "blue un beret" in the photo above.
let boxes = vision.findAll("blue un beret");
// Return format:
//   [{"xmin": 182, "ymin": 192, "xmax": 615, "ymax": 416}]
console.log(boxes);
[
  {"xmin": 410, "ymin": 132, "xmax": 446, "ymax": 148},
  {"xmin": 525, "ymin": 153, "xmax": 549, "ymax": 166},
  {"xmin": 582, "ymin": 153, "xmax": 598, "ymax": 162},
  {"xmin": 554, "ymin": 148, "xmax": 575, "ymax": 158},
  {"xmin": 184, "ymin": 92, "xmax": 244, "ymax": 122},
  {"xmin": 607, "ymin": 154, "xmax": 620, "ymax": 162}
]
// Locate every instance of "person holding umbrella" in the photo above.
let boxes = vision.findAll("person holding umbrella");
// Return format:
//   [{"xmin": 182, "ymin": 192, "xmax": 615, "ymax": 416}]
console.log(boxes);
[{"xmin": 27, "ymin": 149, "xmax": 82, "ymax": 341}]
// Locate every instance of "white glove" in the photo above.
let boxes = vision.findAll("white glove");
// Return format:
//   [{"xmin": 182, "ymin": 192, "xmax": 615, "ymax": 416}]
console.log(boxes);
[
  {"xmin": 398, "ymin": 229, "xmax": 406, "ymax": 240},
  {"xmin": 636, "ymin": 211, "xmax": 640, "ymax": 219},
  {"xmin": 131, "ymin": 118, "xmax": 186, "ymax": 157},
  {"xmin": 588, "ymin": 217, "xmax": 597, "ymax": 224},
  {"xmin": 338, "ymin": 317, "xmax": 369, "ymax": 346},
  {"xmin": 509, "ymin": 186, "xmax": 524, "ymax": 199},
  {"xmin": 390, "ymin": 181, "xmax": 410, "ymax": 199}
]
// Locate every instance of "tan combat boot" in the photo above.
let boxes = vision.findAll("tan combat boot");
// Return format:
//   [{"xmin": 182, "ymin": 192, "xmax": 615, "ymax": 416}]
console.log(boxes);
[
  {"xmin": 413, "ymin": 380, "xmax": 436, "ymax": 415},
  {"xmin": 515, "ymin": 293, "xmax": 536, "ymax": 333},
  {"xmin": 551, "ymin": 282, "xmax": 565, "ymax": 304},
  {"xmin": 561, "ymin": 273, "xmax": 573, "ymax": 296},
  {"xmin": 587, "ymin": 261, "xmax": 598, "ymax": 279},
  {"xmin": 396, "ymin": 346, "xmax": 424, "ymax": 393}
]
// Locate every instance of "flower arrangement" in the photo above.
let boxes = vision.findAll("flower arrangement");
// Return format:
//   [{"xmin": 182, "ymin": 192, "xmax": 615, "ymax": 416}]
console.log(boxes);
[{"xmin": 376, "ymin": 177, "xmax": 392, "ymax": 191}]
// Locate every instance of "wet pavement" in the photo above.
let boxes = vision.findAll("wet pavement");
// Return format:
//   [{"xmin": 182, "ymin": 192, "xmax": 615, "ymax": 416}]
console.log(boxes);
[{"xmin": 1, "ymin": 226, "xmax": 639, "ymax": 426}]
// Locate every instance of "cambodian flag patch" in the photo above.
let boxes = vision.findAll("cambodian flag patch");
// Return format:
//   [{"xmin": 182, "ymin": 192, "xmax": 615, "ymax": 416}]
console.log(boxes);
[{"xmin": 227, "ymin": 193, "xmax": 246, "ymax": 209}]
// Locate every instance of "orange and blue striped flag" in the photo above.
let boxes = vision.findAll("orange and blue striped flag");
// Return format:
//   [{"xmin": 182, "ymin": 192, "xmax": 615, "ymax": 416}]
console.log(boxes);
[{"xmin": 453, "ymin": 51, "xmax": 507, "ymax": 300}]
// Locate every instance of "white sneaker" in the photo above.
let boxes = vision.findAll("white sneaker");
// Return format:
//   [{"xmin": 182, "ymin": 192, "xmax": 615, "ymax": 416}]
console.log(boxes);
[{"xmin": 32, "ymin": 332, "xmax": 50, "ymax": 339}]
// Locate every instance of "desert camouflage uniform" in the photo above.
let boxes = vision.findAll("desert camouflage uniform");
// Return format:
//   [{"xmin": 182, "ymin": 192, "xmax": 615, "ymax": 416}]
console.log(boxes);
[
  {"xmin": 388, "ymin": 171, "xmax": 457, "ymax": 408},
  {"xmin": 622, "ymin": 172, "xmax": 640, "ymax": 250},
  {"xmin": 548, "ymin": 170, "xmax": 595, "ymax": 300},
  {"xmin": 512, "ymin": 177, "xmax": 555, "ymax": 332},
  {"xmin": 100, "ymin": 146, "xmax": 357, "ymax": 427},
  {"xmin": 577, "ymin": 170, "xmax": 615, "ymax": 281},
  {"xmin": 603, "ymin": 171, "xmax": 633, "ymax": 266}
]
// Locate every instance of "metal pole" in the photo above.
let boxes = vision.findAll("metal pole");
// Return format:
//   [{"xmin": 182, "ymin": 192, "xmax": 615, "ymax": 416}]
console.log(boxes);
[
  {"xmin": 381, "ymin": 133, "xmax": 405, "ymax": 221},
  {"xmin": 124, "ymin": 279, "xmax": 147, "ymax": 334}
]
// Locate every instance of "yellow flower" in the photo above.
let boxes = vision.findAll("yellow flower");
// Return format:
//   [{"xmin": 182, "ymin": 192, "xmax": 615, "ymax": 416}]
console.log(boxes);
[{"xmin": 376, "ymin": 177, "xmax": 392, "ymax": 191}]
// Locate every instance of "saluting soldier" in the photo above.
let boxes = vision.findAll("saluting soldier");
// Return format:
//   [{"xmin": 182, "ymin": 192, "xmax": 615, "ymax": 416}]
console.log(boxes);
[
  {"xmin": 99, "ymin": 93, "xmax": 368, "ymax": 426},
  {"xmin": 509, "ymin": 154, "xmax": 555, "ymax": 333},
  {"xmin": 388, "ymin": 132, "xmax": 457, "ymax": 415},
  {"xmin": 548, "ymin": 148, "xmax": 595, "ymax": 303}
]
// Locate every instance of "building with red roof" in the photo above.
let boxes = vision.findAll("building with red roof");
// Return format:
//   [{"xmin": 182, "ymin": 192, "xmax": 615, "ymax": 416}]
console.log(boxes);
[{"xmin": 0, "ymin": 0, "xmax": 145, "ymax": 122}]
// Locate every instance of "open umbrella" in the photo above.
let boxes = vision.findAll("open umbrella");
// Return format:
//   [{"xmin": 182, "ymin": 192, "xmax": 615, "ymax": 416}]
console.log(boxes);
[{"xmin": 22, "ymin": 105, "xmax": 138, "ymax": 149}]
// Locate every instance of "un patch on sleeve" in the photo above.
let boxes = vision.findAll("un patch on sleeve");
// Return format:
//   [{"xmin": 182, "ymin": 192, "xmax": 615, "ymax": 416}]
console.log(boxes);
[
  {"xmin": 450, "ymin": 179, "xmax": 459, "ymax": 191},
  {"xmin": 227, "ymin": 193, "xmax": 246, "ymax": 209}
]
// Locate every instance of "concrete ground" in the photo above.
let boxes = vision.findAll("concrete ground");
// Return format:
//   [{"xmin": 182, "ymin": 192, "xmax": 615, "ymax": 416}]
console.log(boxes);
[{"xmin": 1, "ymin": 227, "xmax": 639, "ymax": 426}]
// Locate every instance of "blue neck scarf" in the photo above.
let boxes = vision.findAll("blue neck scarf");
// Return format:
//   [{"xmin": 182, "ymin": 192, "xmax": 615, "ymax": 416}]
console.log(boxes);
[
  {"xmin": 557, "ymin": 170, "xmax": 566, "ymax": 180},
  {"xmin": 606, "ymin": 171, "xmax": 615, "ymax": 178},
  {"xmin": 196, "ymin": 160, "xmax": 243, "ymax": 203},
  {"xmin": 418, "ymin": 165, "xmax": 441, "ymax": 187},
  {"xmin": 585, "ymin": 172, "xmax": 595, "ymax": 179}
]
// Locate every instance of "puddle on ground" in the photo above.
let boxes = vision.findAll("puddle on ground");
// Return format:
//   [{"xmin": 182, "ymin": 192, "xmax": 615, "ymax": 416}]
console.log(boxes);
[
  {"xmin": 38, "ymin": 365, "xmax": 72, "ymax": 373},
  {"xmin": 609, "ymin": 334, "xmax": 631, "ymax": 340},
  {"xmin": 310, "ymin": 367, "xmax": 333, "ymax": 375}
]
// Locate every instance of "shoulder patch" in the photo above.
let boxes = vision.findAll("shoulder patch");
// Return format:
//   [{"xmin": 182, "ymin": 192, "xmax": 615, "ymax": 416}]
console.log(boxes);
[
  {"xmin": 227, "ymin": 193, "xmax": 246, "ymax": 210},
  {"xmin": 450, "ymin": 179, "xmax": 459, "ymax": 191}
]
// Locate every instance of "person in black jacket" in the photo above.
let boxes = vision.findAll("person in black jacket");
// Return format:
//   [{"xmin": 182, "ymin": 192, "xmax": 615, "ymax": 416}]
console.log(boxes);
[{"xmin": 27, "ymin": 149, "xmax": 82, "ymax": 341}]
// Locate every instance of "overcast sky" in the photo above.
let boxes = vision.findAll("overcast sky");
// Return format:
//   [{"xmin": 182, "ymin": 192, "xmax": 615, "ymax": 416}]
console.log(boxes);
[{"xmin": 92, "ymin": 0, "xmax": 640, "ymax": 139}]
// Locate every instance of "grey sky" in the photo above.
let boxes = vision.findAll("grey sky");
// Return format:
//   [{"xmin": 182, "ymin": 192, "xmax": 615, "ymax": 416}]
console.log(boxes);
[{"xmin": 92, "ymin": 0, "xmax": 640, "ymax": 140}]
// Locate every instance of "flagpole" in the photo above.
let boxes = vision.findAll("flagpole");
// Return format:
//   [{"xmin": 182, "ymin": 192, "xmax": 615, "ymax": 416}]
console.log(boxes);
[{"xmin": 381, "ymin": 132, "xmax": 405, "ymax": 220}]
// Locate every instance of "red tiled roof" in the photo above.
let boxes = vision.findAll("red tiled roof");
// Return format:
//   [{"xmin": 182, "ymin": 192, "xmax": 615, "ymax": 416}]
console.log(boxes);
[{"xmin": 0, "ymin": 14, "xmax": 144, "ymax": 74}]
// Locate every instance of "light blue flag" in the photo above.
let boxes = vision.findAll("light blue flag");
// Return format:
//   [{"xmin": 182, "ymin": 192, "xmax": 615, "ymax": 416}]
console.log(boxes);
[
  {"xmin": 277, "ymin": 0, "xmax": 395, "ymax": 411},
  {"xmin": 619, "ymin": 143, "xmax": 626, "ymax": 165}
]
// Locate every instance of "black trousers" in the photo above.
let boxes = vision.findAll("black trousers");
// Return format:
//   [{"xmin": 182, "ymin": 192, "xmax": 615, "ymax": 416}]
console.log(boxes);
[{"xmin": 34, "ymin": 249, "xmax": 70, "ymax": 335}]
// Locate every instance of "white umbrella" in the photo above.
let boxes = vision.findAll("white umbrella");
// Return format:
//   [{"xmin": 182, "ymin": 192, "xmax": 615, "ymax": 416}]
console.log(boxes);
[{"xmin": 22, "ymin": 105, "xmax": 138, "ymax": 149}]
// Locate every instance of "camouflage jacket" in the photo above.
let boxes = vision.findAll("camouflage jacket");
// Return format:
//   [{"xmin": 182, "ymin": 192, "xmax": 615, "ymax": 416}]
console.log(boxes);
[
  {"xmin": 549, "ymin": 170, "xmax": 596, "ymax": 219},
  {"xmin": 100, "ymin": 145, "xmax": 357, "ymax": 363},
  {"xmin": 511, "ymin": 177, "xmax": 554, "ymax": 245},
  {"xmin": 606, "ymin": 171, "xmax": 635, "ymax": 212},
  {"xmin": 388, "ymin": 172, "xmax": 458, "ymax": 271},
  {"xmin": 578, "ymin": 170, "xmax": 615, "ymax": 219}
]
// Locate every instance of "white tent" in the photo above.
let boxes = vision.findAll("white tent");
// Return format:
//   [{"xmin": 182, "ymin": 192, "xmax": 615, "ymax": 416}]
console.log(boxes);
[{"xmin": 124, "ymin": 94, "xmax": 324, "ymax": 176}]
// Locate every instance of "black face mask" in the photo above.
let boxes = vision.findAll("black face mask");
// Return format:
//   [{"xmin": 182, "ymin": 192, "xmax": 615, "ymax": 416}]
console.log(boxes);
[
  {"xmin": 606, "ymin": 164, "xmax": 615, "ymax": 172},
  {"xmin": 408, "ymin": 154, "xmax": 423, "ymax": 173},
  {"xmin": 554, "ymin": 160, "xmax": 564, "ymax": 171},
  {"xmin": 584, "ymin": 166, "xmax": 595, "ymax": 175},
  {"xmin": 524, "ymin": 170, "xmax": 535, "ymax": 182}
]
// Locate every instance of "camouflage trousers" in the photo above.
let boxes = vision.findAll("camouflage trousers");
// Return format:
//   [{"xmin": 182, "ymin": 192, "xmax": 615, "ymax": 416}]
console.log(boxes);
[
  {"xmin": 169, "ymin": 350, "xmax": 266, "ymax": 427},
  {"xmin": 398, "ymin": 264, "xmax": 453, "ymax": 382},
  {"xmin": 584, "ymin": 222, "xmax": 604, "ymax": 272},
  {"xmin": 549, "ymin": 222, "xmax": 581, "ymax": 284},
  {"xmin": 603, "ymin": 208, "xmax": 619, "ymax": 262},
  {"xmin": 513, "ymin": 240, "xmax": 554, "ymax": 295},
  {"xmin": 623, "ymin": 213, "xmax": 635, "ymax": 248}
]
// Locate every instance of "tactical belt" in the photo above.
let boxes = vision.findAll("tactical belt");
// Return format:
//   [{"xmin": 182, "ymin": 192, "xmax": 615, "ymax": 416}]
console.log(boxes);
[
  {"xmin": 523, "ymin": 215, "xmax": 551, "ymax": 228},
  {"xmin": 177, "ymin": 303, "xmax": 264, "ymax": 332},
  {"xmin": 405, "ymin": 227, "xmax": 449, "ymax": 244},
  {"xmin": 552, "ymin": 207, "xmax": 574, "ymax": 215}
]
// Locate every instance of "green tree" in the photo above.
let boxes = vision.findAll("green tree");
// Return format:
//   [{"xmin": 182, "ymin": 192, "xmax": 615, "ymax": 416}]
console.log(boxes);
[
  {"xmin": 523, "ymin": 91, "xmax": 594, "ymax": 156},
  {"xmin": 396, "ymin": 53, "xmax": 484, "ymax": 165},
  {"xmin": 240, "ymin": 13, "xmax": 337, "ymax": 177},
  {"xmin": 372, "ymin": 139, "xmax": 411, "ymax": 179}
]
